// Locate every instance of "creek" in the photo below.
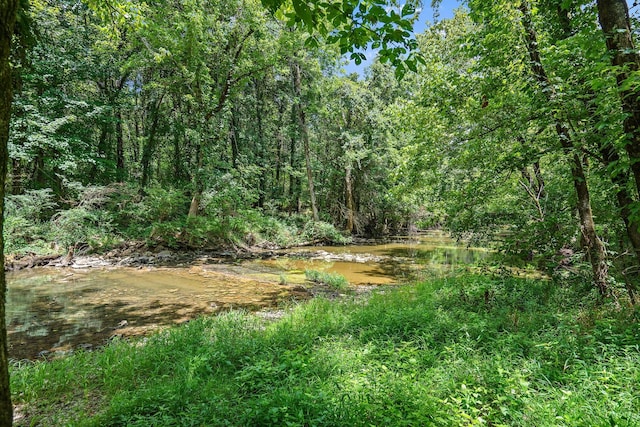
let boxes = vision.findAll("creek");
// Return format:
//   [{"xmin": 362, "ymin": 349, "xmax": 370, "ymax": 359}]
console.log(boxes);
[{"xmin": 6, "ymin": 231, "xmax": 491, "ymax": 360}]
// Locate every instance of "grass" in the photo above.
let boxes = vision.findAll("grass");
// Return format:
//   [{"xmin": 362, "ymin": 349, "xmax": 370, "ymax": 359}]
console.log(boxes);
[
  {"xmin": 11, "ymin": 274, "xmax": 640, "ymax": 426},
  {"xmin": 304, "ymin": 269, "xmax": 350, "ymax": 290}
]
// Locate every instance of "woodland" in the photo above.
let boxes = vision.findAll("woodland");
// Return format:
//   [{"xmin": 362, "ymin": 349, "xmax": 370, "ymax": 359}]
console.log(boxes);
[{"xmin": 1, "ymin": 0, "xmax": 640, "ymax": 425}]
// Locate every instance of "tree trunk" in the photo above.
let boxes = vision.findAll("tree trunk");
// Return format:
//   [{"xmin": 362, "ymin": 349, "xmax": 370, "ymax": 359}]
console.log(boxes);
[
  {"xmin": 288, "ymin": 133, "xmax": 300, "ymax": 213},
  {"xmin": 1, "ymin": 1, "xmax": 19, "ymax": 424},
  {"xmin": 116, "ymin": 110, "xmax": 125, "ymax": 181},
  {"xmin": 11, "ymin": 158, "xmax": 22, "ymax": 195},
  {"xmin": 291, "ymin": 60, "xmax": 319, "ymax": 221},
  {"xmin": 188, "ymin": 140, "xmax": 203, "ymax": 218},
  {"xmin": 274, "ymin": 101, "xmax": 286, "ymax": 200},
  {"xmin": 140, "ymin": 95, "xmax": 164, "ymax": 189},
  {"xmin": 230, "ymin": 108, "xmax": 240, "ymax": 169},
  {"xmin": 596, "ymin": 0, "xmax": 640, "ymax": 199},
  {"xmin": 520, "ymin": 1, "xmax": 610, "ymax": 295},
  {"xmin": 254, "ymin": 78, "xmax": 266, "ymax": 209},
  {"xmin": 345, "ymin": 164, "xmax": 355, "ymax": 233},
  {"xmin": 599, "ymin": 142, "xmax": 640, "ymax": 260}
]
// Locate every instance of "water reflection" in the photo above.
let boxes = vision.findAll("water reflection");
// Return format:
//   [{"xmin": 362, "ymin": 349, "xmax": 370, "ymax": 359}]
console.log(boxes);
[
  {"xmin": 283, "ymin": 232, "xmax": 491, "ymax": 284},
  {"xmin": 6, "ymin": 232, "xmax": 489, "ymax": 359}
]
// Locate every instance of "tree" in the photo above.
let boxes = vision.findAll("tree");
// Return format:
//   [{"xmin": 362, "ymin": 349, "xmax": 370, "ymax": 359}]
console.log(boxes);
[
  {"xmin": 261, "ymin": 0, "xmax": 422, "ymax": 77},
  {"xmin": 596, "ymin": 0, "xmax": 640, "ymax": 198},
  {"xmin": 518, "ymin": 0, "xmax": 609, "ymax": 295},
  {"xmin": 1, "ymin": 0, "xmax": 20, "ymax": 424}
]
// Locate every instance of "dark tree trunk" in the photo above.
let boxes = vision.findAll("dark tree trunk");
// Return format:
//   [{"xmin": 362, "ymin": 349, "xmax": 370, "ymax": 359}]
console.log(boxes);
[
  {"xmin": 520, "ymin": 1, "xmax": 610, "ymax": 295},
  {"xmin": 600, "ymin": 142, "xmax": 640, "ymax": 260},
  {"xmin": 1, "ymin": 2, "xmax": 18, "ymax": 424},
  {"xmin": 140, "ymin": 95, "xmax": 164, "ymax": 189},
  {"xmin": 116, "ymin": 110, "xmax": 125, "ymax": 181},
  {"xmin": 288, "ymin": 133, "xmax": 300, "ymax": 213},
  {"xmin": 597, "ymin": 0, "xmax": 640, "ymax": 199},
  {"xmin": 291, "ymin": 60, "xmax": 319, "ymax": 221},
  {"xmin": 274, "ymin": 101, "xmax": 285, "ymax": 199},
  {"xmin": 230, "ymin": 108, "xmax": 240, "ymax": 169},
  {"xmin": 254, "ymin": 78, "xmax": 266, "ymax": 209}
]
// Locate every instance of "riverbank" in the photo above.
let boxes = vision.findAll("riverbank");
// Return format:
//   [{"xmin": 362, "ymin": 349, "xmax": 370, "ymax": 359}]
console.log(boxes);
[
  {"xmin": 8, "ymin": 232, "xmax": 484, "ymax": 361},
  {"xmin": 4, "ymin": 234, "xmax": 434, "ymax": 272},
  {"xmin": 11, "ymin": 273, "xmax": 640, "ymax": 426}
]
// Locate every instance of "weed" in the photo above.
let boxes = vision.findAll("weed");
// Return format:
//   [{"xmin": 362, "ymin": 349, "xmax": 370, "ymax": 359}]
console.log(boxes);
[{"xmin": 305, "ymin": 269, "xmax": 349, "ymax": 290}]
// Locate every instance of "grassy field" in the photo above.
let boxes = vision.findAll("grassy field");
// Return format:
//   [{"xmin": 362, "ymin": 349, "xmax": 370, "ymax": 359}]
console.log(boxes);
[{"xmin": 11, "ymin": 274, "xmax": 640, "ymax": 426}]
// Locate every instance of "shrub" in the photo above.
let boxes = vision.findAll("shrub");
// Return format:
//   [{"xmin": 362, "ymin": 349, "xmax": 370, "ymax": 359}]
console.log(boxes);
[{"xmin": 302, "ymin": 220, "xmax": 351, "ymax": 245}]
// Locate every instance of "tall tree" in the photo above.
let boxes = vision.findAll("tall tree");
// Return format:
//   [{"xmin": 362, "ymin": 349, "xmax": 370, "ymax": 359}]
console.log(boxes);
[
  {"xmin": 519, "ymin": 0, "xmax": 609, "ymax": 295},
  {"xmin": 596, "ymin": 0, "xmax": 640, "ymax": 198},
  {"xmin": 1, "ymin": 1, "xmax": 19, "ymax": 424},
  {"xmin": 291, "ymin": 59, "xmax": 319, "ymax": 221}
]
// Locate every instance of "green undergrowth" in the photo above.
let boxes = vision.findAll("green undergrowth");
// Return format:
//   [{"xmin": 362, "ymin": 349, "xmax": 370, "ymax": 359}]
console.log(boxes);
[
  {"xmin": 4, "ymin": 184, "xmax": 351, "ymax": 256},
  {"xmin": 11, "ymin": 274, "xmax": 640, "ymax": 426}
]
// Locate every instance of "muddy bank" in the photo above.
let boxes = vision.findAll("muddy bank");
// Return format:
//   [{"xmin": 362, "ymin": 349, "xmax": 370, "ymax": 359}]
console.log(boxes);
[
  {"xmin": 5, "ymin": 241, "xmax": 283, "ymax": 272},
  {"xmin": 4, "ymin": 234, "xmax": 430, "ymax": 272}
]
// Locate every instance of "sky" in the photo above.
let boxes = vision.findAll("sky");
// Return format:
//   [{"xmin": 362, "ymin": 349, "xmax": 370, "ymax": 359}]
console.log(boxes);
[{"xmin": 342, "ymin": 0, "xmax": 463, "ymax": 76}]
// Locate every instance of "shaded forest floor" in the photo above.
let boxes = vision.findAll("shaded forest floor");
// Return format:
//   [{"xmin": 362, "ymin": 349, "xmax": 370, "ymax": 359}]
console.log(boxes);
[{"xmin": 11, "ymin": 273, "xmax": 640, "ymax": 426}]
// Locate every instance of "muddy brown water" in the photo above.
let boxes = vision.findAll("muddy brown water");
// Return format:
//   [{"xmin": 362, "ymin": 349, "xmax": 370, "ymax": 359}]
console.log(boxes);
[{"xmin": 7, "ymin": 232, "xmax": 490, "ymax": 360}]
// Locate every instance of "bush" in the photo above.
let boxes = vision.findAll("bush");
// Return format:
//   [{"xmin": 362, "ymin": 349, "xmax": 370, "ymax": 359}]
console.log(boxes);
[
  {"xmin": 4, "ymin": 189, "xmax": 58, "ymax": 255},
  {"xmin": 302, "ymin": 220, "xmax": 351, "ymax": 245}
]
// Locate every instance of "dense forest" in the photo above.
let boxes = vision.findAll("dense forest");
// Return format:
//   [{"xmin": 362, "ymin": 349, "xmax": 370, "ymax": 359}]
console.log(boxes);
[
  {"xmin": 2, "ymin": 0, "xmax": 640, "ymax": 425},
  {"xmin": 4, "ymin": 0, "xmax": 640, "ymax": 298}
]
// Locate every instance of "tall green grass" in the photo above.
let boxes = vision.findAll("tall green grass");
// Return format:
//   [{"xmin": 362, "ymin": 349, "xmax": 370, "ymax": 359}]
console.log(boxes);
[
  {"xmin": 305, "ymin": 269, "xmax": 350, "ymax": 290},
  {"xmin": 11, "ymin": 274, "xmax": 640, "ymax": 426}
]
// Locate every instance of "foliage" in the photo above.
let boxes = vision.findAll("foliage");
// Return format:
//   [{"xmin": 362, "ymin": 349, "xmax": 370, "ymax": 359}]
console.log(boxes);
[
  {"xmin": 261, "ymin": 0, "xmax": 423, "ymax": 78},
  {"xmin": 304, "ymin": 269, "xmax": 349, "ymax": 290},
  {"xmin": 302, "ymin": 220, "xmax": 351, "ymax": 245},
  {"xmin": 11, "ymin": 274, "xmax": 640, "ymax": 426},
  {"xmin": 4, "ymin": 189, "xmax": 56, "ymax": 254}
]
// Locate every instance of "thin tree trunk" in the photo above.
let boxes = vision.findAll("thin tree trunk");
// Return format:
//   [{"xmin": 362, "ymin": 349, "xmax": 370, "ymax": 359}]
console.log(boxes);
[
  {"xmin": 520, "ymin": 1, "xmax": 609, "ymax": 295},
  {"xmin": 11, "ymin": 158, "xmax": 22, "ymax": 194},
  {"xmin": 596, "ymin": 0, "xmax": 640, "ymax": 198},
  {"xmin": 0, "ymin": 1, "xmax": 19, "ymax": 424},
  {"xmin": 275, "ymin": 101, "xmax": 286, "ymax": 199},
  {"xmin": 140, "ymin": 95, "xmax": 164, "ymax": 189},
  {"xmin": 188, "ymin": 140, "xmax": 203, "ymax": 218},
  {"xmin": 345, "ymin": 164, "xmax": 355, "ymax": 233},
  {"xmin": 254, "ymin": 78, "xmax": 266, "ymax": 208},
  {"xmin": 288, "ymin": 133, "xmax": 300, "ymax": 213},
  {"xmin": 291, "ymin": 60, "xmax": 319, "ymax": 221},
  {"xmin": 116, "ymin": 110, "xmax": 125, "ymax": 181},
  {"xmin": 230, "ymin": 108, "xmax": 240, "ymax": 169}
]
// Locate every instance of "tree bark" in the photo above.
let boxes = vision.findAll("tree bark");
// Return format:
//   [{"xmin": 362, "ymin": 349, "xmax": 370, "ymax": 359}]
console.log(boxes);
[
  {"xmin": 600, "ymin": 142, "xmax": 640, "ymax": 260},
  {"xmin": 596, "ymin": 0, "xmax": 640, "ymax": 198},
  {"xmin": 1, "ymin": 1, "xmax": 19, "ymax": 424},
  {"xmin": 229, "ymin": 109, "xmax": 240, "ymax": 170},
  {"xmin": 520, "ymin": 1, "xmax": 610, "ymax": 295},
  {"xmin": 345, "ymin": 164, "xmax": 355, "ymax": 233},
  {"xmin": 116, "ymin": 110, "xmax": 125, "ymax": 181},
  {"xmin": 188, "ymin": 140, "xmax": 203, "ymax": 218},
  {"xmin": 140, "ymin": 95, "xmax": 164, "ymax": 189},
  {"xmin": 291, "ymin": 60, "xmax": 319, "ymax": 221}
]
